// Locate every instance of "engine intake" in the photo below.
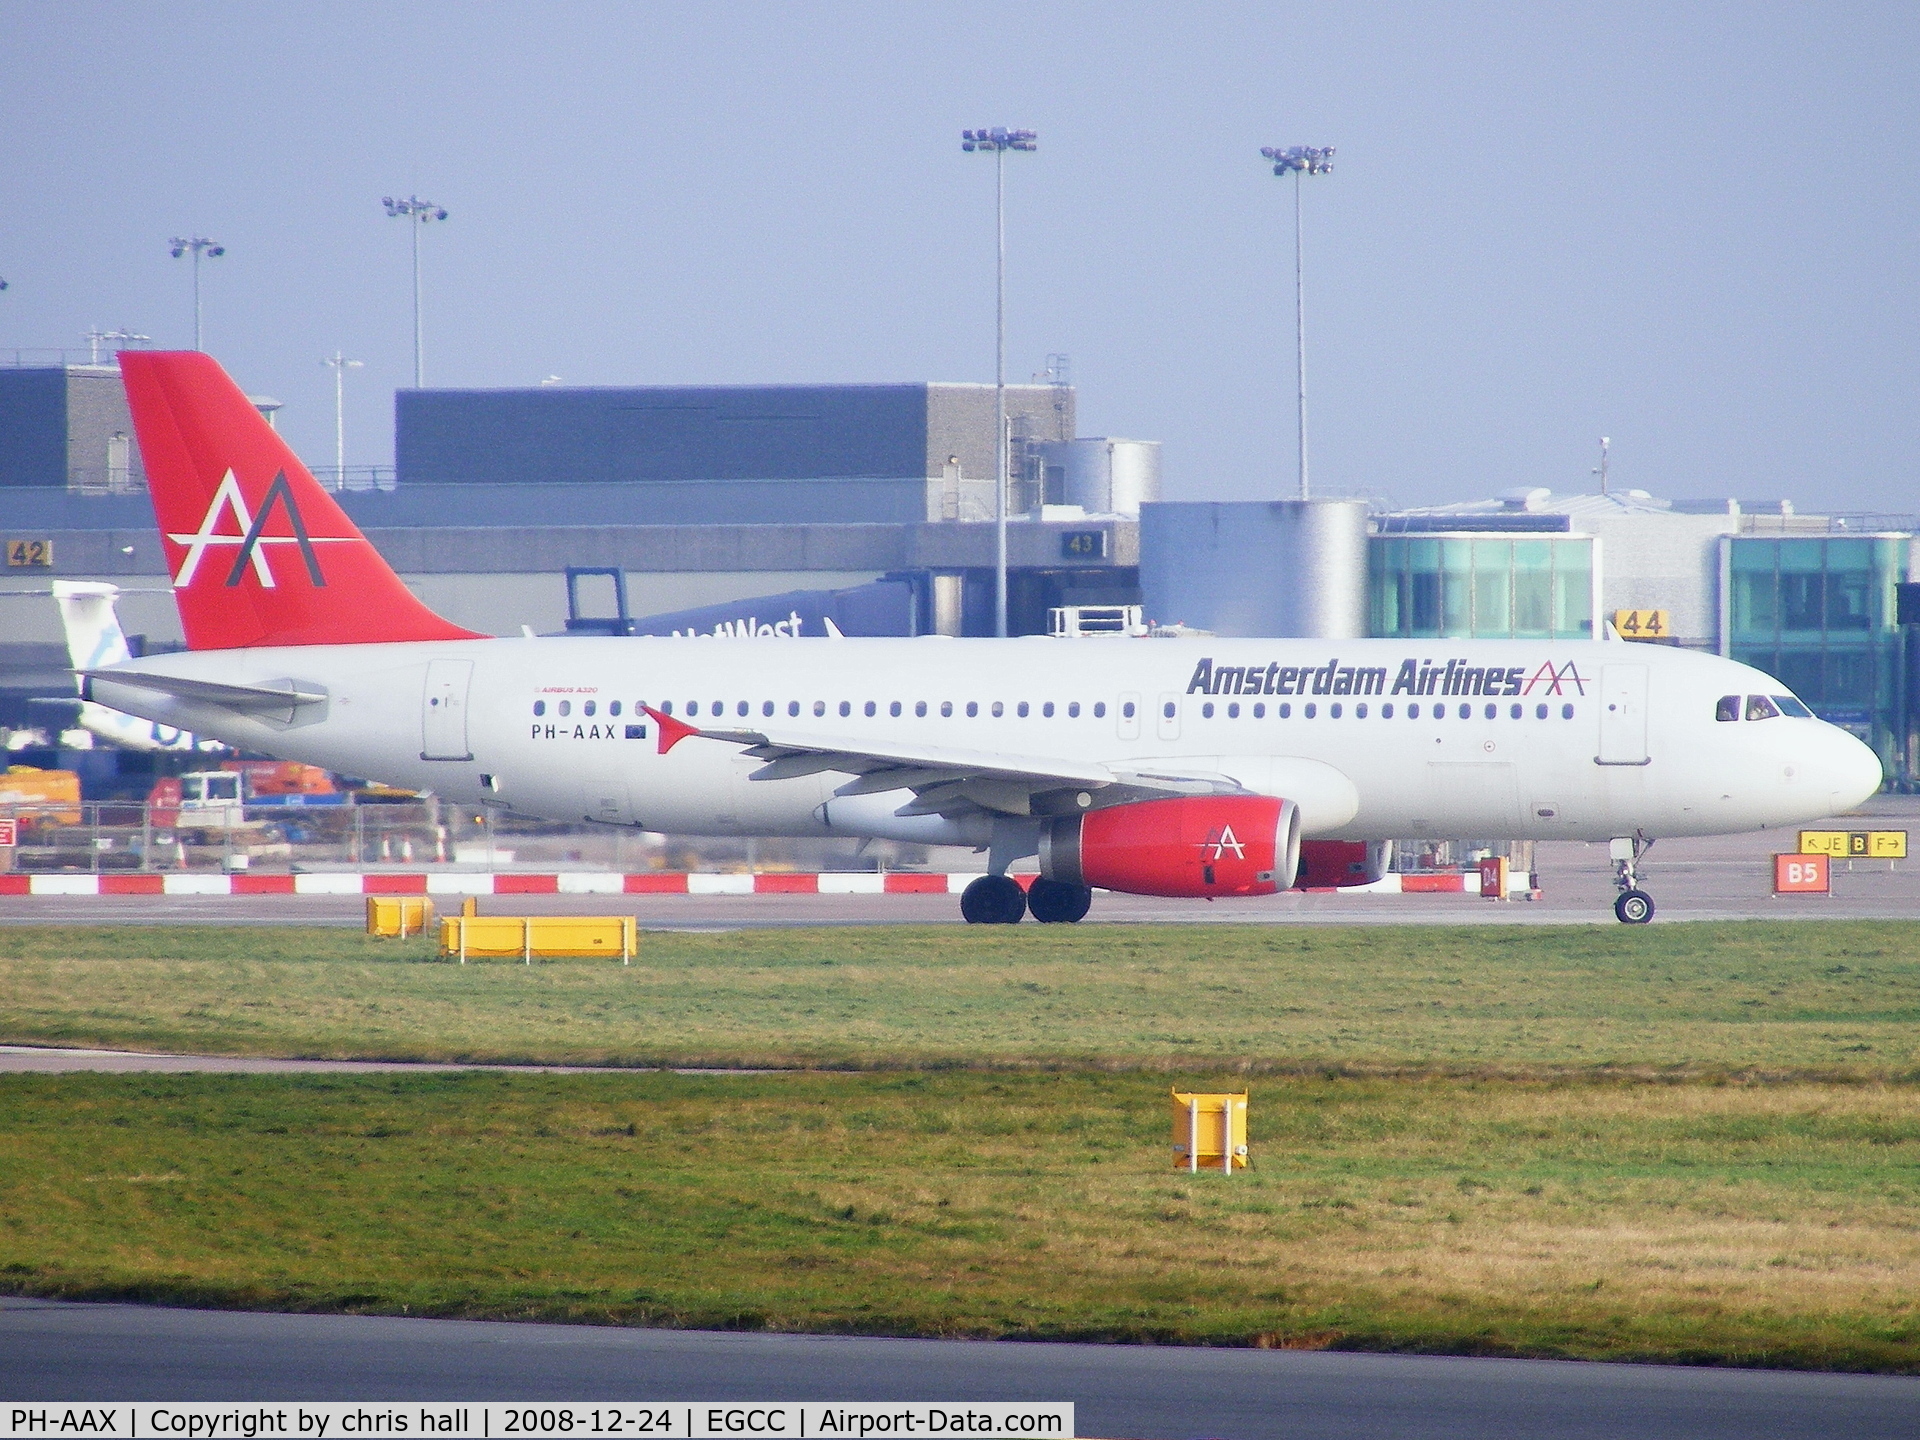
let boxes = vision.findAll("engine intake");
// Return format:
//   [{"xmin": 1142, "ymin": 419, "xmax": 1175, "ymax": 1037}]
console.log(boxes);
[{"xmin": 1039, "ymin": 795, "xmax": 1302, "ymax": 898}]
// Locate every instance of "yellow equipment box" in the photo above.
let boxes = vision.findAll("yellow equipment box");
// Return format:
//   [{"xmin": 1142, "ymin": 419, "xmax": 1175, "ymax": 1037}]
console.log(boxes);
[
  {"xmin": 366, "ymin": 895, "xmax": 435, "ymax": 937},
  {"xmin": 1171, "ymin": 1090, "xmax": 1248, "ymax": 1173},
  {"xmin": 439, "ymin": 914, "xmax": 638, "ymax": 964}
]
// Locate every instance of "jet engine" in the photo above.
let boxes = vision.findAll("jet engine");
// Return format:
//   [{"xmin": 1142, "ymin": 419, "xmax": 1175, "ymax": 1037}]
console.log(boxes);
[
  {"xmin": 1295, "ymin": 839, "xmax": 1394, "ymax": 890},
  {"xmin": 1038, "ymin": 795, "xmax": 1302, "ymax": 898}
]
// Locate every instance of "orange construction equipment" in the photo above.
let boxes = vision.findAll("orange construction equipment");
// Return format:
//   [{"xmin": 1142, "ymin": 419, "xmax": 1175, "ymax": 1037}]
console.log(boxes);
[{"xmin": 0, "ymin": 767, "xmax": 83, "ymax": 827}]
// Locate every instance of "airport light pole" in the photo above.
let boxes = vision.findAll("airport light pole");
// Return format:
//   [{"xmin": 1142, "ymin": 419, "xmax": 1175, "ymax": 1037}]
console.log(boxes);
[
  {"xmin": 167, "ymin": 236, "xmax": 225, "ymax": 351},
  {"xmin": 963, "ymin": 127, "xmax": 1037, "ymax": 637},
  {"xmin": 382, "ymin": 196, "xmax": 448, "ymax": 388},
  {"xmin": 324, "ymin": 351, "xmax": 365, "ymax": 488},
  {"xmin": 1260, "ymin": 146, "xmax": 1333, "ymax": 501}
]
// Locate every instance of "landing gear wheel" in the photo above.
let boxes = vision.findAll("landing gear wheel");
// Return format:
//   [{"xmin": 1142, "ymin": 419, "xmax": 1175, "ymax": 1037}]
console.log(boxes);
[
  {"xmin": 961, "ymin": 874, "xmax": 1028, "ymax": 925},
  {"xmin": 1026, "ymin": 878, "xmax": 1093, "ymax": 924},
  {"xmin": 1614, "ymin": 889, "xmax": 1655, "ymax": 925}
]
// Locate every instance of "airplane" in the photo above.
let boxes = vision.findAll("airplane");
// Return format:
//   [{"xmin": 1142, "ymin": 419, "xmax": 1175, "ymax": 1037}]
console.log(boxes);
[
  {"xmin": 51, "ymin": 581, "xmax": 215, "ymax": 752},
  {"xmin": 0, "ymin": 581, "xmax": 211, "ymax": 752},
  {"xmin": 83, "ymin": 351, "xmax": 1884, "ymax": 924}
]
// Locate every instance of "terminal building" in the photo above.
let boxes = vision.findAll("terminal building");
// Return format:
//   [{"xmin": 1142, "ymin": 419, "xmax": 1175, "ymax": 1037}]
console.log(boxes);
[{"xmin": 2, "ymin": 356, "xmax": 1915, "ymax": 786}]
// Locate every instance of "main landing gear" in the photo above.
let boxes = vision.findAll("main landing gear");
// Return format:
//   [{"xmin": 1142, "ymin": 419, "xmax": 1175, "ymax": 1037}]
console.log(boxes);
[
  {"xmin": 959, "ymin": 875, "xmax": 1093, "ymax": 924},
  {"xmin": 1610, "ymin": 834, "xmax": 1656, "ymax": 924}
]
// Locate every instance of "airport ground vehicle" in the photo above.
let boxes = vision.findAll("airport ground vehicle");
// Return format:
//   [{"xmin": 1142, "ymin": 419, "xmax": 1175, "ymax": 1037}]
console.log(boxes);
[{"xmin": 84, "ymin": 352, "xmax": 1884, "ymax": 923}]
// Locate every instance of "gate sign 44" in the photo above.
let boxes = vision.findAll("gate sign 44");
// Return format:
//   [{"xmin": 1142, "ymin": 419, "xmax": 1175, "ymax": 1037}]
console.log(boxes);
[{"xmin": 1613, "ymin": 609, "xmax": 1670, "ymax": 641}]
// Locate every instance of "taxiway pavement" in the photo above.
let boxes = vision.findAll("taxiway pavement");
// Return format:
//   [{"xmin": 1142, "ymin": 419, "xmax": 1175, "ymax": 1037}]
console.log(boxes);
[{"xmin": 4, "ymin": 1297, "xmax": 1917, "ymax": 1439}]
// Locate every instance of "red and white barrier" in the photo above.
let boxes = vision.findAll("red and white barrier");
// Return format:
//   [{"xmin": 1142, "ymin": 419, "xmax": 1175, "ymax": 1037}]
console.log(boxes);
[
  {"xmin": 0, "ymin": 869, "xmax": 1523, "ymax": 899},
  {"xmin": 0, "ymin": 871, "xmax": 983, "ymax": 898}
]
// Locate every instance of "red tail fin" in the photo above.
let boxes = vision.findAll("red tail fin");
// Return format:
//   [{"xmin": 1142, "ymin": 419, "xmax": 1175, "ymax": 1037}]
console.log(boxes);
[{"xmin": 120, "ymin": 351, "xmax": 483, "ymax": 649}]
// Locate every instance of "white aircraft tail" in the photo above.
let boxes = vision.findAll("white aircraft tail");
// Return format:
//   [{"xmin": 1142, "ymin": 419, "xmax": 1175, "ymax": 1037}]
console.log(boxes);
[{"xmin": 52, "ymin": 581, "xmax": 134, "ymax": 674}]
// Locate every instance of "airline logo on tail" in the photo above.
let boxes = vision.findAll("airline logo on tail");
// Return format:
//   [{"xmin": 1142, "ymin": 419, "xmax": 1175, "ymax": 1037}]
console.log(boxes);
[{"xmin": 169, "ymin": 469, "xmax": 357, "ymax": 589}]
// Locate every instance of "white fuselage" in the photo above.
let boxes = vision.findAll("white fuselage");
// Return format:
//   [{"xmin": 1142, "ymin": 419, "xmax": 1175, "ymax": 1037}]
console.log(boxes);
[{"xmin": 90, "ymin": 635, "xmax": 1884, "ymax": 846}]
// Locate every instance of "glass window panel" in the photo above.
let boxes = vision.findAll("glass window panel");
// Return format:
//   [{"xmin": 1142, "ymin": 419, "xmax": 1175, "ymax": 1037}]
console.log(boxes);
[
  {"xmin": 1732, "ymin": 568, "xmax": 1779, "ymax": 637},
  {"xmin": 1826, "ymin": 567, "xmax": 1872, "ymax": 631},
  {"xmin": 1551, "ymin": 540, "xmax": 1592, "ymax": 637},
  {"xmin": 1472, "ymin": 540, "xmax": 1511, "ymax": 636},
  {"xmin": 1780, "ymin": 573, "xmax": 1825, "ymax": 632},
  {"xmin": 1511, "ymin": 541, "xmax": 1552, "ymax": 637},
  {"xmin": 1778, "ymin": 538, "xmax": 1824, "ymax": 573},
  {"xmin": 1440, "ymin": 541, "xmax": 1471, "ymax": 634}
]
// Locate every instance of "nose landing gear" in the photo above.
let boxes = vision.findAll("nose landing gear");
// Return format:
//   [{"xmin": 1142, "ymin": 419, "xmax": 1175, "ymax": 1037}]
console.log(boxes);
[{"xmin": 1610, "ymin": 834, "xmax": 1656, "ymax": 924}]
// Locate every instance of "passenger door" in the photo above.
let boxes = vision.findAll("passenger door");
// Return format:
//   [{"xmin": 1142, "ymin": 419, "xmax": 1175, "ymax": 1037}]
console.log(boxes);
[
  {"xmin": 1596, "ymin": 665, "xmax": 1650, "ymax": 766},
  {"xmin": 421, "ymin": 659, "xmax": 474, "ymax": 761},
  {"xmin": 1156, "ymin": 692, "xmax": 1182, "ymax": 742}
]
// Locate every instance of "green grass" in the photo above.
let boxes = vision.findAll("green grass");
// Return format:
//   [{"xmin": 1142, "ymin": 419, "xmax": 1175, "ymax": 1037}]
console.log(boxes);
[
  {"xmin": 2, "ymin": 1070, "xmax": 1917, "ymax": 1369},
  {"xmin": 2, "ymin": 922, "xmax": 1918, "ymax": 1074}
]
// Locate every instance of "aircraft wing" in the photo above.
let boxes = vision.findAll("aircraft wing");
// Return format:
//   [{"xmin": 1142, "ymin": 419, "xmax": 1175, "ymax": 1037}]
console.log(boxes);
[{"xmin": 643, "ymin": 706, "xmax": 1247, "ymax": 818}]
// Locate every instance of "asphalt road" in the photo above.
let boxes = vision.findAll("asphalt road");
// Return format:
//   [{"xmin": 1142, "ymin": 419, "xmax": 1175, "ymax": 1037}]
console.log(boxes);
[
  {"xmin": 4, "ymin": 1297, "xmax": 1916, "ymax": 1440},
  {"xmin": 3, "ymin": 801, "xmax": 1915, "ymax": 926}
]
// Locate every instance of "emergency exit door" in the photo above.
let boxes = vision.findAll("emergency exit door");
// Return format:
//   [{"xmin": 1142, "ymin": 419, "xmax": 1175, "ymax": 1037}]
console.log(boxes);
[
  {"xmin": 1596, "ymin": 664, "xmax": 1649, "ymax": 766},
  {"xmin": 421, "ymin": 659, "xmax": 474, "ymax": 761}
]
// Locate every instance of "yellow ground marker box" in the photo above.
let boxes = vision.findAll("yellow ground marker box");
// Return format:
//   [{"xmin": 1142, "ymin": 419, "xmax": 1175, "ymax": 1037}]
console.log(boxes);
[
  {"xmin": 366, "ymin": 895, "xmax": 434, "ymax": 937},
  {"xmin": 439, "ymin": 914, "xmax": 638, "ymax": 964},
  {"xmin": 1171, "ymin": 1090, "xmax": 1248, "ymax": 1173}
]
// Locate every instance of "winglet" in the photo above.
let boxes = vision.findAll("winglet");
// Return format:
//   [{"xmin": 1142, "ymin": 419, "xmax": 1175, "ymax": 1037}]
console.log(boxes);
[{"xmin": 643, "ymin": 705, "xmax": 699, "ymax": 754}]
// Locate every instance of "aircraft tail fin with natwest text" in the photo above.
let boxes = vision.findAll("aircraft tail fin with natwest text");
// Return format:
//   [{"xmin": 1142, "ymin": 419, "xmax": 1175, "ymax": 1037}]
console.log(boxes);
[{"xmin": 119, "ymin": 350, "xmax": 483, "ymax": 649}]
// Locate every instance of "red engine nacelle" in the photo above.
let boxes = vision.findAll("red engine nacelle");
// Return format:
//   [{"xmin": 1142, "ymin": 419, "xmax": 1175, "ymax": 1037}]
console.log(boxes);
[{"xmin": 1039, "ymin": 795, "xmax": 1302, "ymax": 898}]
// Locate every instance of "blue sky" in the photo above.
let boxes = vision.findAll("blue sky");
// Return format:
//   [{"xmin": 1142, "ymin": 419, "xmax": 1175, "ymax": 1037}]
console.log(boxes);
[{"xmin": 3, "ymin": 2, "xmax": 1915, "ymax": 511}]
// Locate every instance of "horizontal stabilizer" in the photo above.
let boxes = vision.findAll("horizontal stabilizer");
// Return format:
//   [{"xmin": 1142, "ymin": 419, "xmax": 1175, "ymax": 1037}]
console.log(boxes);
[{"xmin": 82, "ymin": 668, "xmax": 327, "ymax": 712}]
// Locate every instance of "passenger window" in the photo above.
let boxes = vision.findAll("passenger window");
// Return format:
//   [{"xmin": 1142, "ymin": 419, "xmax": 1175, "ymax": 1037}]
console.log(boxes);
[
  {"xmin": 813, "ymin": 701, "xmax": 825, "ymax": 717},
  {"xmin": 864, "ymin": 701, "xmax": 877, "ymax": 717},
  {"xmin": 1279, "ymin": 703, "xmax": 1292, "ymax": 718},
  {"xmin": 1305, "ymin": 703, "xmax": 1317, "ymax": 718},
  {"xmin": 1382, "ymin": 703, "xmax": 1394, "ymax": 718},
  {"xmin": 712, "ymin": 700, "xmax": 724, "ymax": 715},
  {"xmin": 1162, "ymin": 701, "xmax": 1175, "ymax": 719},
  {"xmin": 737, "ymin": 701, "xmax": 749, "ymax": 717},
  {"xmin": 584, "ymin": 701, "xmax": 596, "ymax": 716},
  {"xmin": 1252, "ymin": 703, "xmax": 1265, "ymax": 718},
  {"xmin": 1483, "ymin": 704, "xmax": 1495, "ymax": 720},
  {"xmin": 1356, "ymin": 703, "xmax": 1368, "ymax": 718},
  {"xmin": 890, "ymin": 701, "xmax": 902, "ymax": 717},
  {"xmin": 1202, "ymin": 702, "xmax": 1215, "ymax": 719},
  {"xmin": 1228, "ymin": 702, "xmax": 1241, "ymax": 718},
  {"xmin": 1561, "ymin": 704, "xmax": 1575, "ymax": 719},
  {"xmin": 1017, "ymin": 701, "xmax": 1029, "ymax": 718},
  {"xmin": 1508, "ymin": 704, "xmax": 1520, "ymax": 719},
  {"xmin": 1716, "ymin": 695, "xmax": 1741, "ymax": 722},
  {"xmin": 1120, "ymin": 701, "xmax": 1133, "ymax": 718},
  {"xmin": 914, "ymin": 701, "xmax": 926, "ymax": 717},
  {"xmin": 1067, "ymin": 702, "xmax": 1080, "ymax": 718},
  {"xmin": 610, "ymin": 701, "xmax": 621, "ymax": 716},
  {"xmin": 789, "ymin": 701, "xmax": 800, "ymax": 717},
  {"xmin": 533, "ymin": 701, "xmax": 546, "ymax": 717},
  {"xmin": 762, "ymin": 701, "xmax": 774, "ymax": 717},
  {"xmin": 992, "ymin": 701, "xmax": 1005, "ymax": 718},
  {"xmin": 1746, "ymin": 695, "xmax": 1781, "ymax": 721},
  {"xmin": 559, "ymin": 700, "xmax": 572, "ymax": 717},
  {"xmin": 966, "ymin": 701, "xmax": 979, "ymax": 717},
  {"xmin": 1534, "ymin": 704, "xmax": 1547, "ymax": 719},
  {"xmin": 839, "ymin": 701, "xmax": 851, "ymax": 717},
  {"xmin": 1042, "ymin": 701, "xmax": 1055, "ymax": 718},
  {"xmin": 1094, "ymin": 701, "xmax": 1107, "ymax": 718},
  {"xmin": 661, "ymin": 701, "xmax": 674, "ymax": 715},
  {"xmin": 1408, "ymin": 704, "xmax": 1419, "ymax": 718},
  {"xmin": 941, "ymin": 701, "xmax": 953, "ymax": 717},
  {"xmin": 1774, "ymin": 695, "xmax": 1813, "ymax": 718}
]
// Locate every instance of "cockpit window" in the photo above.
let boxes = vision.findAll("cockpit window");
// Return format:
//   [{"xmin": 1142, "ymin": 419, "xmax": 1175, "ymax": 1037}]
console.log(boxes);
[
  {"xmin": 1715, "ymin": 695, "xmax": 1740, "ymax": 722},
  {"xmin": 1746, "ymin": 694, "xmax": 1782, "ymax": 721},
  {"xmin": 1773, "ymin": 695, "xmax": 1814, "ymax": 718}
]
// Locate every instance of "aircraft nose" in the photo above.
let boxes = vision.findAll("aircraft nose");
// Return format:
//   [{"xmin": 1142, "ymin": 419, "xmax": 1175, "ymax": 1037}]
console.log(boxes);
[{"xmin": 1824, "ymin": 726, "xmax": 1884, "ymax": 812}]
